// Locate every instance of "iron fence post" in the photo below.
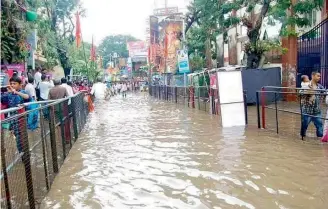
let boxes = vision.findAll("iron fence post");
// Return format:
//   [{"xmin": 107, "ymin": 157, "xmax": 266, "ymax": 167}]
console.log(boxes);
[
  {"xmin": 48, "ymin": 106, "xmax": 59, "ymax": 173},
  {"xmin": 256, "ymin": 91, "xmax": 261, "ymax": 129},
  {"xmin": 192, "ymin": 86, "xmax": 195, "ymax": 108},
  {"xmin": 244, "ymin": 91, "xmax": 248, "ymax": 125},
  {"xmin": 198, "ymin": 87, "xmax": 200, "ymax": 110},
  {"xmin": 210, "ymin": 89, "xmax": 212, "ymax": 114},
  {"xmin": 211, "ymin": 89, "xmax": 214, "ymax": 114},
  {"xmin": 183, "ymin": 87, "xmax": 186, "ymax": 105},
  {"xmin": 261, "ymin": 87, "xmax": 266, "ymax": 129},
  {"xmin": 82, "ymin": 95, "xmax": 86, "ymax": 126},
  {"xmin": 18, "ymin": 108, "xmax": 36, "ymax": 209},
  {"xmin": 1, "ymin": 128, "xmax": 12, "ymax": 209},
  {"xmin": 275, "ymin": 92, "xmax": 279, "ymax": 134},
  {"xmin": 299, "ymin": 93, "xmax": 304, "ymax": 140},
  {"xmin": 39, "ymin": 109, "xmax": 50, "ymax": 191},
  {"xmin": 175, "ymin": 86, "xmax": 178, "ymax": 103},
  {"xmin": 166, "ymin": 85, "xmax": 168, "ymax": 100},
  {"xmin": 66, "ymin": 101, "xmax": 72, "ymax": 148},
  {"xmin": 58, "ymin": 103, "xmax": 67, "ymax": 159},
  {"xmin": 71, "ymin": 97, "xmax": 79, "ymax": 140},
  {"xmin": 204, "ymin": 88, "xmax": 207, "ymax": 112}
]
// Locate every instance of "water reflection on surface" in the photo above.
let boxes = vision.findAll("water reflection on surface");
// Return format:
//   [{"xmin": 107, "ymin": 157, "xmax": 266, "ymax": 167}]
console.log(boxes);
[{"xmin": 41, "ymin": 94, "xmax": 328, "ymax": 209}]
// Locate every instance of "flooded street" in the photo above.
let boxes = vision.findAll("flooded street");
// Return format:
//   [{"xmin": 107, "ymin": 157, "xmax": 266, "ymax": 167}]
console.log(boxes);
[{"xmin": 41, "ymin": 94, "xmax": 328, "ymax": 209}]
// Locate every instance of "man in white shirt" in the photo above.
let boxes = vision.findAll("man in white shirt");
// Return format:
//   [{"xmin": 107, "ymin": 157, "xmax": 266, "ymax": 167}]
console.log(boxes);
[
  {"xmin": 117, "ymin": 83, "xmax": 122, "ymax": 94},
  {"xmin": 39, "ymin": 74, "xmax": 54, "ymax": 101},
  {"xmin": 25, "ymin": 76, "xmax": 36, "ymax": 100},
  {"xmin": 90, "ymin": 77, "xmax": 108, "ymax": 100},
  {"xmin": 34, "ymin": 67, "xmax": 42, "ymax": 99},
  {"xmin": 34, "ymin": 68, "xmax": 42, "ymax": 86},
  {"xmin": 121, "ymin": 82, "xmax": 127, "ymax": 98}
]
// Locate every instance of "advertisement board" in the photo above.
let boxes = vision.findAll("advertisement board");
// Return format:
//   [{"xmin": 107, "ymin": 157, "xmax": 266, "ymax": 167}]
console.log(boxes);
[
  {"xmin": 3, "ymin": 64, "xmax": 26, "ymax": 78},
  {"xmin": 161, "ymin": 21, "xmax": 183, "ymax": 74},
  {"xmin": 127, "ymin": 41, "xmax": 148, "ymax": 57},
  {"xmin": 177, "ymin": 49, "xmax": 190, "ymax": 74}
]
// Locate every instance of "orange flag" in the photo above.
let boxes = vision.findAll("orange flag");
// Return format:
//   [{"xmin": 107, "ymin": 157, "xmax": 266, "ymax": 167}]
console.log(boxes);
[
  {"xmin": 75, "ymin": 12, "xmax": 82, "ymax": 48},
  {"xmin": 90, "ymin": 36, "xmax": 96, "ymax": 61}
]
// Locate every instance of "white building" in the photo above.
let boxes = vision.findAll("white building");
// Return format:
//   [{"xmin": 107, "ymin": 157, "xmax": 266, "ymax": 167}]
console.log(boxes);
[{"xmin": 217, "ymin": 2, "xmax": 327, "ymax": 67}]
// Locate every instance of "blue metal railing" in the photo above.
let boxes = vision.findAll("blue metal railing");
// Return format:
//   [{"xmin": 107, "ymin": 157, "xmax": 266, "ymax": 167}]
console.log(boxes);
[{"xmin": 297, "ymin": 18, "xmax": 328, "ymax": 88}]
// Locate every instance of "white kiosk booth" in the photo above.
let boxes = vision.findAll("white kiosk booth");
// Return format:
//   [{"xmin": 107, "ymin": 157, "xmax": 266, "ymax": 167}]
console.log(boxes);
[{"xmin": 215, "ymin": 66, "xmax": 245, "ymax": 127}]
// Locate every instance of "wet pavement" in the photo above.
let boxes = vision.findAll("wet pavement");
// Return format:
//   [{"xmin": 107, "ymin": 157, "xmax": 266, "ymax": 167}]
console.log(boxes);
[{"xmin": 41, "ymin": 93, "xmax": 328, "ymax": 209}]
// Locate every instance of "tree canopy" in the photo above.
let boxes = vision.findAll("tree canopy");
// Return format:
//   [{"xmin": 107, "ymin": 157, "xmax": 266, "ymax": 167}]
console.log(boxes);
[
  {"xmin": 1, "ymin": 0, "xmax": 87, "ymax": 73},
  {"xmin": 185, "ymin": 0, "xmax": 324, "ymax": 68},
  {"xmin": 97, "ymin": 35, "xmax": 139, "ymax": 67}
]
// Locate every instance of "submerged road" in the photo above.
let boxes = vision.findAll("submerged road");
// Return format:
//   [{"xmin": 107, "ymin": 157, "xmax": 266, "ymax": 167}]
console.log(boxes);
[{"xmin": 41, "ymin": 93, "xmax": 328, "ymax": 209}]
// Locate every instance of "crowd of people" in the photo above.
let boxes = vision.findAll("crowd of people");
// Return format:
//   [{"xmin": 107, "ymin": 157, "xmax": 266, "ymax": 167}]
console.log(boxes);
[
  {"xmin": 1, "ymin": 66, "xmax": 145, "ymax": 114},
  {"xmin": 1, "ymin": 67, "xmax": 77, "ymax": 111},
  {"xmin": 0, "ymin": 66, "xmax": 148, "ymax": 154},
  {"xmin": 90, "ymin": 79, "xmax": 135, "ymax": 100}
]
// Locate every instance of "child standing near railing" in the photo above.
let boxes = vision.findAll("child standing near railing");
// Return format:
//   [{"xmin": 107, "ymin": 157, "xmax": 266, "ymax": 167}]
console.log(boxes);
[
  {"xmin": 301, "ymin": 75, "xmax": 310, "ymax": 88},
  {"xmin": 1, "ymin": 76, "xmax": 30, "ymax": 108},
  {"xmin": 1, "ymin": 76, "xmax": 31, "ymax": 152}
]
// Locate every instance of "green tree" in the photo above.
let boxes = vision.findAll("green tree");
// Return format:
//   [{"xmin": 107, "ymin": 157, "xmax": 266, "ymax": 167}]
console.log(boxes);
[
  {"xmin": 189, "ymin": 54, "xmax": 205, "ymax": 72},
  {"xmin": 185, "ymin": 0, "xmax": 324, "ymax": 68},
  {"xmin": 67, "ymin": 41, "xmax": 91, "ymax": 75},
  {"xmin": 98, "ymin": 35, "xmax": 139, "ymax": 67},
  {"xmin": 1, "ymin": 0, "xmax": 31, "ymax": 63},
  {"xmin": 41, "ymin": 0, "xmax": 83, "ymax": 72}
]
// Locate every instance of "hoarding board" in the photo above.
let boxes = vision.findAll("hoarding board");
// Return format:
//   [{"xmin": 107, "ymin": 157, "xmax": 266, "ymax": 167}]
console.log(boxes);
[
  {"xmin": 177, "ymin": 49, "xmax": 190, "ymax": 73},
  {"xmin": 161, "ymin": 21, "xmax": 183, "ymax": 74},
  {"xmin": 127, "ymin": 41, "xmax": 148, "ymax": 57}
]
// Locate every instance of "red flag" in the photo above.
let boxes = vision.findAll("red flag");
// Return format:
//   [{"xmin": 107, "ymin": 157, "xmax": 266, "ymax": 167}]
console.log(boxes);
[
  {"xmin": 75, "ymin": 12, "xmax": 81, "ymax": 48},
  {"xmin": 90, "ymin": 36, "xmax": 96, "ymax": 61}
]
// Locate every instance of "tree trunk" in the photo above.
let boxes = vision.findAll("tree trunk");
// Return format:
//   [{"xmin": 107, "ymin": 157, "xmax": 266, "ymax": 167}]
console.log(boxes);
[
  {"xmin": 50, "ymin": 9, "xmax": 71, "ymax": 73},
  {"xmin": 245, "ymin": 0, "xmax": 271, "ymax": 68},
  {"xmin": 205, "ymin": 36, "xmax": 212, "ymax": 69}
]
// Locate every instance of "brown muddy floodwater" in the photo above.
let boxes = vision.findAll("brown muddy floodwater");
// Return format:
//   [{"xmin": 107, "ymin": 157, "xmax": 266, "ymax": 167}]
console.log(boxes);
[{"xmin": 41, "ymin": 94, "xmax": 328, "ymax": 209}]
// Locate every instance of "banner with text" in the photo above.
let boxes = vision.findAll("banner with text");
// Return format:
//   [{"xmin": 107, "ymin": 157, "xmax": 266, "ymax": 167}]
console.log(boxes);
[
  {"xmin": 127, "ymin": 41, "xmax": 148, "ymax": 58},
  {"xmin": 177, "ymin": 50, "xmax": 190, "ymax": 74}
]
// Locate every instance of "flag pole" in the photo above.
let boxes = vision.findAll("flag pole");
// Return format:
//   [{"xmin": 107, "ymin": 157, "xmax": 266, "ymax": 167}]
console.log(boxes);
[
  {"xmin": 81, "ymin": 36, "xmax": 89, "ymax": 79},
  {"xmin": 76, "ymin": 11, "xmax": 89, "ymax": 79}
]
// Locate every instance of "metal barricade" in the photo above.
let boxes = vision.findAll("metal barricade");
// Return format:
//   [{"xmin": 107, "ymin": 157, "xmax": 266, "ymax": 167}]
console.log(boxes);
[
  {"xmin": 256, "ymin": 86, "xmax": 328, "ymax": 139},
  {"xmin": 0, "ymin": 92, "xmax": 90, "ymax": 209}
]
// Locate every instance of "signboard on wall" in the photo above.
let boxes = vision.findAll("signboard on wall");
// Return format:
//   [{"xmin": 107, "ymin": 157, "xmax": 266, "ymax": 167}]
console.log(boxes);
[
  {"xmin": 161, "ymin": 21, "xmax": 183, "ymax": 74},
  {"xmin": 4, "ymin": 64, "xmax": 25, "ymax": 78},
  {"xmin": 177, "ymin": 50, "xmax": 190, "ymax": 74},
  {"xmin": 127, "ymin": 41, "xmax": 148, "ymax": 57}
]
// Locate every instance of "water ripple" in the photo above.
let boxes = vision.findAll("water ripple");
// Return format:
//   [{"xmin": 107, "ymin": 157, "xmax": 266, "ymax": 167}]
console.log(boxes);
[{"xmin": 41, "ymin": 94, "xmax": 328, "ymax": 209}]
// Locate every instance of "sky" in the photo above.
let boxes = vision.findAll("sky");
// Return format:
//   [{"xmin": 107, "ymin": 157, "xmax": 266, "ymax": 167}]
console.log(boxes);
[{"xmin": 80, "ymin": 0, "xmax": 191, "ymax": 45}]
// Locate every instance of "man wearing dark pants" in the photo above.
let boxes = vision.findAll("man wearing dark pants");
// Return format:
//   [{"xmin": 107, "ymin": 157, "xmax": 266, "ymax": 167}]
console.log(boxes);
[{"xmin": 300, "ymin": 71, "xmax": 325, "ymax": 138}]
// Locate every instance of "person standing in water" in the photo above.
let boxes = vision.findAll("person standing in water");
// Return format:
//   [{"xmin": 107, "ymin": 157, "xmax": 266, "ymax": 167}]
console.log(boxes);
[
  {"xmin": 300, "ymin": 71, "xmax": 325, "ymax": 138},
  {"xmin": 121, "ymin": 82, "xmax": 127, "ymax": 98},
  {"xmin": 90, "ymin": 77, "xmax": 109, "ymax": 100}
]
